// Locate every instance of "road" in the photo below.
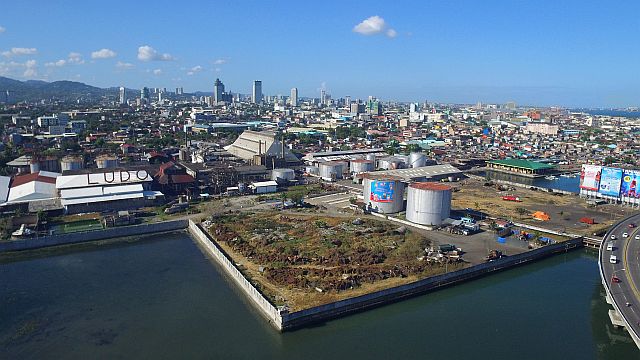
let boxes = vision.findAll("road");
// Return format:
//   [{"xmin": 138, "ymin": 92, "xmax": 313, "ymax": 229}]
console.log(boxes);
[{"xmin": 600, "ymin": 212, "xmax": 640, "ymax": 346}]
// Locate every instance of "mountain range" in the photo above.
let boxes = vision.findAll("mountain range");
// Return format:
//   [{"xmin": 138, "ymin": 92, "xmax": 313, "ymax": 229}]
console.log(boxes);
[{"xmin": 0, "ymin": 76, "xmax": 134, "ymax": 102}]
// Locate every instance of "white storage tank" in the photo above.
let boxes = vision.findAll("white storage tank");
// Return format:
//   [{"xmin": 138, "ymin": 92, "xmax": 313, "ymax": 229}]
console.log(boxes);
[
  {"xmin": 271, "ymin": 168, "xmax": 296, "ymax": 183},
  {"xmin": 305, "ymin": 166, "xmax": 319, "ymax": 176},
  {"xmin": 406, "ymin": 182, "xmax": 452, "ymax": 226},
  {"xmin": 378, "ymin": 157, "xmax": 404, "ymax": 170},
  {"xmin": 350, "ymin": 159, "xmax": 374, "ymax": 174},
  {"xmin": 409, "ymin": 152, "xmax": 426, "ymax": 168},
  {"xmin": 61, "ymin": 156, "xmax": 84, "ymax": 171},
  {"xmin": 363, "ymin": 174, "xmax": 405, "ymax": 214},
  {"xmin": 366, "ymin": 153, "xmax": 376, "ymax": 162},
  {"xmin": 96, "ymin": 155, "xmax": 119, "ymax": 169},
  {"xmin": 319, "ymin": 161, "xmax": 345, "ymax": 181}
]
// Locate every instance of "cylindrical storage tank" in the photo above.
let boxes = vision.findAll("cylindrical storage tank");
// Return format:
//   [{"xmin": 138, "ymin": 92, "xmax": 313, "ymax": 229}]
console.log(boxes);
[
  {"xmin": 378, "ymin": 157, "xmax": 404, "ymax": 170},
  {"xmin": 406, "ymin": 182, "xmax": 452, "ymax": 226},
  {"xmin": 305, "ymin": 166, "xmax": 319, "ymax": 175},
  {"xmin": 362, "ymin": 174, "xmax": 405, "ymax": 214},
  {"xmin": 319, "ymin": 161, "xmax": 345, "ymax": 181},
  {"xmin": 394, "ymin": 155, "xmax": 409, "ymax": 168},
  {"xmin": 271, "ymin": 168, "xmax": 295, "ymax": 183},
  {"xmin": 61, "ymin": 156, "xmax": 84, "ymax": 171},
  {"xmin": 409, "ymin": 152, "xmax": 426, "ymax": 168},
  {"xmin": 366, "ymin": 153, "xmax": 376, "ymax": 162},
  {"xmin": 179, "ymin": 148, "xmax": 188, "ymax": 161},
  {"xmin": 29, "ymin": 159, "xmax": 40, "ymax": 174},
  {"xmin": 96, "ymin": 155, "xmax": 119, "ymax": 169},
  {"xmin": 349, "ymin": 159, "xmax": 374, "ymax": 174}
]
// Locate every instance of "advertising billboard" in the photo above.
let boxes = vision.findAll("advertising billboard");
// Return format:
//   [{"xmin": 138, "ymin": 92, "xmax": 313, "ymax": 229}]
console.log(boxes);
[
  {"xmin": 621, "ymin": 169, "xmax": 640, "ymax": 199},
  {"xmin": 370, "ymin": 181, "xmax": 395, "ymax": 203},
  {"xmin": 580, "ymin": 165, "xmax": 602, "ymax": 191},
  {"xmin": 598, "ymin": 167, "xmax": 623, "ymax": 197}
]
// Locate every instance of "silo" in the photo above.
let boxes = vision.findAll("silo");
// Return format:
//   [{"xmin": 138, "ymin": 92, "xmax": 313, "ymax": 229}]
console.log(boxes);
[
  {"xmin": 96, "ymin": 155, "xmax": 119, "ymax": 169},
  {"xmin": 29, "ymin": 159, "xmax": 40, "ymax": 174},
  {"xmin": 406, "ymin": 182, "xmax": 452, "ymax": 226},
  {"xmin": 362, "ymin": 174, "xmax": 405, "ymax": 214},
  {"xmin": 378, "ymin": 157, "xmax": 404, "ymax": 170},
  {"xmin": 409, "ymin": 152, "xmax": 426, "ymax": 168},
  {"xmin": 271, "ymin": 168, "xmax": 296, "ymax": 183},
  {"xmin": 61, "ymin": 156, "xmax": 84, "ymax": 171},
  {"xmin": 350, "ymin": 159, "xmax": 374, "ymax": 174},
  {"xmin": 319, "ymin": 161, "xmax": 345, "ymax": 181},
  {"xmin": 366, "ymin": 153, "xmax": 376, "ymax": 162}
]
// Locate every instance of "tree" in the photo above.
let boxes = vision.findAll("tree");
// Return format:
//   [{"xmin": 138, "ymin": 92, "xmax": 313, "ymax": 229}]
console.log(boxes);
[{"xmin": 515, "ymin": 207, "xmax": 528, "ymax": 218}]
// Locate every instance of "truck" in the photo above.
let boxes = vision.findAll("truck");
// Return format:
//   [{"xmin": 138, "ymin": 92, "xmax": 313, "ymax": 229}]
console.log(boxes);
[
  {"xmin": 579, "ymin": 217, "xmax": 595, "ymax": 225},
  {"xmin": 486, "ymin": 250, "xmax": 504, "ymax": 262}
]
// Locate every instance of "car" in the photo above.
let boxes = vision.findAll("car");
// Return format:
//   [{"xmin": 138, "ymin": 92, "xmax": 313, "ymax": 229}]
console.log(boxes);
[
  {"xmin": 611, "ymin": 235, "xmax": 617, "ymax": 240},
  {"xmin": 623, "ymin": 233, "xmax": 629, "ymax": 238},
  {"xmin": 629, "ymin": 223, "xmax": 637, "ymax": 228},
  {"xmin": 606, "ymin": 242, "xmax": 614, "ymax": 251},
  {"xmin": 612, "ymin": 276, "xmax": 621, "ymax": 283},
  {"xmin": 610, "ymin": 255, "xmax": 618, "ymax": 264}
]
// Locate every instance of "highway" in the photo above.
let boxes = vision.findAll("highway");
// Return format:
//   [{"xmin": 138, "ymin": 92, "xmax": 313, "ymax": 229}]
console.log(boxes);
[{"xmin": 600, "ymin": 212, "xmax": 640, "ymax": 348}]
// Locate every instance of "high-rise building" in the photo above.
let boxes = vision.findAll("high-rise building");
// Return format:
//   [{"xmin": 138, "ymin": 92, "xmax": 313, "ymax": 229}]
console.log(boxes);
[
  {"xmin": 214, "ymin": 78, "xmax": 225, "ymax": 103},
  {"xmin": 366, "ymin": 98, "xmax": 382, "ymax": 115},
  {"xmin": 320, "ymin": 89, "xmax": 326, "ymax": 105},
  {"xmin": 119, "ymin": 87, "xmax": 126, "ymax": 105},
  {"xmin": 140, "ymin": 87, "xmax": 150, "ymax": 102},
  {"xmin": 345, "ymin": 95, "xmax": 351, "ymax": 106},
  {"xmin": 290, "ymin": 87, "xmax": 298, "ymax": 107},
  {"xmin": 176, "ymin": 87, "xmax": 184, "ymax": 95},
  {"xmin": 252, "ymin": 80, "xmax": 262, "ymax": 104}
]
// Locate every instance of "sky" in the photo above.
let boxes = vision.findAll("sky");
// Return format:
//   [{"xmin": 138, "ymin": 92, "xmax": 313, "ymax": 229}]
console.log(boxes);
[{"xmin": 1, "ymin": 0, "xmax": 639, "ymax": 107}]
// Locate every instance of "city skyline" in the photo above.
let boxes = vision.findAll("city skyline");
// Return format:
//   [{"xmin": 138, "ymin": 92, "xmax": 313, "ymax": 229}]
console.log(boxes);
[{"xmin": 1, "ymin": 1, "xmax": 639, "ymax": 107}]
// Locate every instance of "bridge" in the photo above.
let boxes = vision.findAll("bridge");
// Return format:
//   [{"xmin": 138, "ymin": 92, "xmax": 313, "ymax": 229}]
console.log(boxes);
[{"xmin": 599, "ymin": 212, "xmax": 640, "ymax": 349}]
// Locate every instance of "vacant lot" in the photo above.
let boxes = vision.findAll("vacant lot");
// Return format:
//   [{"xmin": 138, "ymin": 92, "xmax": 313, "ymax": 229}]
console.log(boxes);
[{"xmin": 205, "ymin": 211, "xmax": 464, "ymax": 310}]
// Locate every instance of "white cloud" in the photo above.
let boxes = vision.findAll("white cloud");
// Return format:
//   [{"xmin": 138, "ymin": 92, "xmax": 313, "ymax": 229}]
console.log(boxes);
[
  {"xmin": 187, "ymin": 65, "xmax": 203, "ymax": 75},
  {"xmin": 45, "ymin": 59, "xmax": 67, "ymax": 67},
  {"xmin": 152, "ymin": 69, "xmax": 162, "ymax": 75},
  {"xmin": 0, "ymin": 26, "xmax": 5, "ymax": 34},
  {"xmin": 215, "ymin": 67, "xmax": 221, "ymax": 72},
  {"xmin": 213, "ymin": 58, "xmax": 227, "ymax": 65},
  {"xmin": 386, "ymin": 29, "xmax": 397, "ymax": 38},
  {"xmin": 2, "ymin": 47, "xmax": 38, "ymax": 57},
  {"xmin": 91, "ymin": 48, "xmax": 117, "ymax": 59},
  {"xmin": 116, "ymin": 61, "xmax": 134, "ymax": 69},
  {"xmin": 137, "ymin": 45, "xmax": 174, "ymax": 61},
  {"xmin": 23, "ymin": 59, "xmax": 37, "ymax": 77},
  {"xmin": 68, "ymin": 52, "xmax": 84, "ymax": 64},
  {"xmin": 353, "ymin": 16, "xmax": 398, "ymax": 38}
]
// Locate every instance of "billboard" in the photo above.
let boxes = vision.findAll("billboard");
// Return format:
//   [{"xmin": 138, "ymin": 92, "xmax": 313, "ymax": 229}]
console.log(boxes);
[
  {"xmin": 598, "ymin": 167, "xmax": 623, "ymax": 197},
  {"xmin": 370, "ymin": 181, "xmax": 395, "ymax": 203},
  {"xmin": 621, "ymin": 169, "xmax": 640, "ymax": 199},
  {"xmin": 580, "ymin": 165, "xmax": 601, "ymax": 191}
]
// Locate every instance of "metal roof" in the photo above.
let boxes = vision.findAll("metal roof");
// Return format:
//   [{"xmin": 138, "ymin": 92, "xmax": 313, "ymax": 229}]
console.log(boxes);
[
  {"xmin": 487, "ymin": 159, "xmax": 555, "ymax": 170},
  {"xmin": 364, "ymin": 164, "xmax": 461, "ymax": 182}
]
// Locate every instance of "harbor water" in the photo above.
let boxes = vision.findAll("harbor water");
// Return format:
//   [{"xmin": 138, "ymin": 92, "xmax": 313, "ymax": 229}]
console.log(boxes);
[
  {"xmin": 483, "ymin": 170, "xmax": 581, "ymax": 193},
  {"xmin": 1, "ymin": 232, "xmax": 638, "ymax": 359}
]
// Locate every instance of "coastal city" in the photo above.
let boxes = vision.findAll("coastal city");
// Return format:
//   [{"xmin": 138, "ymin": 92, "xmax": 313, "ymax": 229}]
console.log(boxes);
[{"xmin": 1, "ymin": 1, "xmax": 639, "ymax": 359}]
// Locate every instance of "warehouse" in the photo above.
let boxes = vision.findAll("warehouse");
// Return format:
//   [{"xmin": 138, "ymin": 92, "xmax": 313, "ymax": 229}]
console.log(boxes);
[
  {"xmin": 486, "ymin": 159, "xmax": 555, "ymax": 177},
  {"xmin": 224, "ymin": 130, "xmax": 300, "ymax": 166},
  {"xmin": 56, "ymin": 169, "xmax": 163, "ymax": 214}
]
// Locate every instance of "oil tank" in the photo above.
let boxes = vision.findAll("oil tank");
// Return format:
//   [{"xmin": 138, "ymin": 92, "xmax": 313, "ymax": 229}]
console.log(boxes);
[
  {"xmin": 349, "ymin": 159, "xmax": 374, "ymax": 174},
  {"xmin": 378, "ymin": 157, "xmax": 404, "ymax": 170},
  {"xmin": 406, "ymin": 182, "xmax": 452, "ymax": 226},
  {"xmin": 29, "ymin": 159, "xmax": 40, "ymax": 174},
  {"xmin": 305, "ymin": 166, "xmax": 319, "ymax": 175},
  {"xmin": 271, "ymin": 168, "xmax": 295, "ymax": 183},
  {"xmin": 96, "ymin": 155, "xmax": 119, "ymax": 169},
  {"xmin": 409, "ymin": 152, "xmax": 426, "ymax": 168},
  {"xmin": 61, "ymin": 156, "xmax": 84, "ymax": 171},
  {"xmin": 362, "ymin": 174, "xmax": 405, "ymax": 214},
  {"xmin": 319, "ymin": 161, "xmax": 345, "ymax": 181},
  {"xmin": 366, "ymin": 153, "xmax": 376, "ymax": 162}
]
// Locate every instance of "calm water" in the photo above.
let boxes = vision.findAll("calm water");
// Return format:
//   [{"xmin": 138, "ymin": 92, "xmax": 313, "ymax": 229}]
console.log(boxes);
[
  {"xmin": 581, "ymin": 110, "xmax": 640, "ymax": 118},
  {"xmin": 1, "ymin": 232, "xmax": 638, "ymax": 359},
  {"xmin": 484, "ymin": 171, "xmax": 581, "ymax": 193}
]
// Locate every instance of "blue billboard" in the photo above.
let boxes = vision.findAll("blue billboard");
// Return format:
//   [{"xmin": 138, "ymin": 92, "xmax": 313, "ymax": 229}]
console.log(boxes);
[
  {"xmin": 370, "ymin": 181, "xmax": 395, "ymax": 203},
  {"xmin": 621, "ymin": 170, "xmax": 640, "ymax": 199},
  {"xmin": 598, "ymin": 167, "xmax": 623, "ymax": 197}
]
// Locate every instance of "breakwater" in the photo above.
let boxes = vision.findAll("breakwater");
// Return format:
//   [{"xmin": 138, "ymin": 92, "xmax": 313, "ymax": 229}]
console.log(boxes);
[{"xmin": 0, "ymin": 220, "xmax": 188, "ymax": 252}]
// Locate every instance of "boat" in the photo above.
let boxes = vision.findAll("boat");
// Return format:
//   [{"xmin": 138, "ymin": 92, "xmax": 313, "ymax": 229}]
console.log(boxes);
[
  {"xmin": 501, "ymin": 195, "xmax": 522, "ymax": 202},
  {"xmin": 544, "ymin": 175, "xmax": 558, "ymax": 180},
  {"xmin": 11, "ymin": 224, "xmax": 34, "ymax": 238}
]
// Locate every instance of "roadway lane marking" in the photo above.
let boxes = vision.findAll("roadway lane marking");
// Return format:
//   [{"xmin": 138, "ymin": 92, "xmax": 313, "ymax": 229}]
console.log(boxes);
[{"xmin": 623, "ymin": 226, "xmax": 640, "ymax": 303}]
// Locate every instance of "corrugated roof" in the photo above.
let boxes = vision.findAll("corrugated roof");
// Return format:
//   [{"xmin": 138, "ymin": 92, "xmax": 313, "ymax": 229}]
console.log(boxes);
[
  {"xmin": 366, "ymin": 164, "xmax": 461, "ymax": 182},
  {"xmin": 56, "ymin": 170, "xmax": 152, "ymax": 189},
  {"xmin": 488, "ymin": 159, "xmax": 554, "ymax": 170},
  {"xmin": 11, "ymin": 171, "xmax": 59, "ymax": 188}
]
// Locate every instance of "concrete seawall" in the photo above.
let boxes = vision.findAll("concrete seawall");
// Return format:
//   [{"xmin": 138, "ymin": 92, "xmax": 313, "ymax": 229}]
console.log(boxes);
[
  {"xmin": 187, "ymin": 220, "xmax": 283, "ymax": 330},
  {"xmin": 0, "ymin": 220, "xmax": 188, "ymax": 252}
]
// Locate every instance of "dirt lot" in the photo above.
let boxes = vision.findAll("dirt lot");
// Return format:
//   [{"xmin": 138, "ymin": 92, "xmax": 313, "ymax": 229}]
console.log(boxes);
[
  {"xmin": 452, "ymin": 178, "xmax": 628, "ymax": 236},
  {"xmin": 204, "ymin": 211, "xmax": 466, "ymax": 311}
]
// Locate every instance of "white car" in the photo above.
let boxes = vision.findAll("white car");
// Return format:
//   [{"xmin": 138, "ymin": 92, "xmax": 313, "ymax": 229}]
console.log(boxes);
[
  {"xmin": 610, "ymin": 255, "xmax": 618, "ymax": 264},
  {"xmin": 611, "ymin": 235, "xmax": 617, "ymax": 240},
  {"xmin": 636, "ymin": 235, "xmax": 640, "ymax": 240},
  {"xmin": 607, "ymin": 242, "xmax": 614, "ymax": 251},
  {"xmin": 623, "ymin": 233, "xmax": 629, "ymax": 238}
]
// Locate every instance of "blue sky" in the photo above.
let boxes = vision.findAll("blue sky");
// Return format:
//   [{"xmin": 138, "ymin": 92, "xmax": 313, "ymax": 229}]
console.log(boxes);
[{"xmin": 1, "ymin": 0, "xmax": 639, "ymax": 107}]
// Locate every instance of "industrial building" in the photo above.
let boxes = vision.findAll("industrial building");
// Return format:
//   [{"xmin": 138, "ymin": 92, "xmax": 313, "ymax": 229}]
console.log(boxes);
[
  {"xmin": 357, "ymin": 164, "xmax": 462, "ymax": 183},
  {"xmin": 486, "ymin": 159, "xmax": 555, "ymax": 177},
  {"xmin": 303, "ymin": 148, "xmax": 386, "ymax": 165},
  {"xmin": 225, "ymin": 130, "xmax": 300, "ymax": 167},
  {"xmin": 6, "ymin": 171, "xmax": 60, "ymax": 205}
]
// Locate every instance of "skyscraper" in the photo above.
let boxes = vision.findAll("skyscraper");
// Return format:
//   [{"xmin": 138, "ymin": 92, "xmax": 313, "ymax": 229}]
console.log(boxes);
[
  {"xmin": 140, "ymin": 87, "xmax": 150, "ymax": 102},
  {"xmin": 290, "ymin": 87, "xmax": 298, "ymax": 107},
  {"xmin": 252, "ymin": 80, "xmax": 262, "ymax": 104},
  {"xmin": 214, "ymin": 78, "xmax": 225, "ymax": 104},
  {"xmin": 119, "ymin": 87, "xmax": 126, "ymax": 105}
]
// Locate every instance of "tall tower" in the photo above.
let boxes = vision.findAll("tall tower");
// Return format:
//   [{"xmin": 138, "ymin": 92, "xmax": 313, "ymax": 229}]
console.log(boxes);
[
  {"xmin": 252, "ymin": 80, "xmax": 262, "ymax": 104},
  {"xmin": 320, "ymin": 89, "xmax": 326, "ymax": 105},
  {"xmin": 214, "ymin": 78, "xmax": 225, "ymax": 104},
  {"xmin": 119, "ymin": 87, "xmax": 126, "ymax": 105},
  {"xmin": 290, "ymin": 87, "xmax": 298, "ymax": 107}
]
